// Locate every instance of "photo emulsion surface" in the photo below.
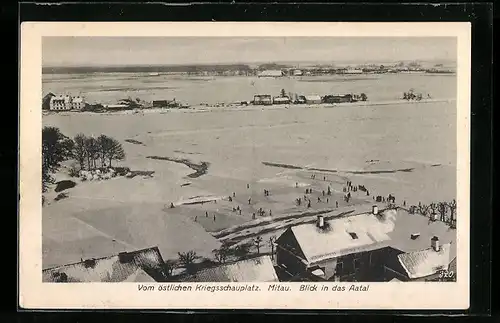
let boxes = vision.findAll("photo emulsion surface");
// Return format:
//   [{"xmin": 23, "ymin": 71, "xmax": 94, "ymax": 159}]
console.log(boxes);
[{"xmin": 40, "ymin": 36, "xmax": 459, "ymax": 285}]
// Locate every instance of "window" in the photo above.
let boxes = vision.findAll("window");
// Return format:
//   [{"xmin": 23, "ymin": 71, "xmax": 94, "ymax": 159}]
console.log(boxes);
[
  {"xmin": 336, "ymin": 261, "xmax": 343, "ymax": 274},
  {"xmin": 353, "ymin": 258, "xmax": 361, "ymax": 270}
]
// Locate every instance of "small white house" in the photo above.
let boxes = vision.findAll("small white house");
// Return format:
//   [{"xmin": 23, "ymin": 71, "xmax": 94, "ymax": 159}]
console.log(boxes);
[
  {"xmin": 345, "ymin": 68, "xmax": 363, "ymax": 74},
  {"xmin": 72, "ymin": 96, "xmax": 86, "ymax": 110},
  {"xmin": 304, "ymin": 95, "xmax": 322, "ymax": 104},
  {"xmin": 105, "ymin": 104, "xmax": 129, "ymax": 110},
  {"xmin": 258, "ymin": 70, "xmax": 284, "ymax": 78}
]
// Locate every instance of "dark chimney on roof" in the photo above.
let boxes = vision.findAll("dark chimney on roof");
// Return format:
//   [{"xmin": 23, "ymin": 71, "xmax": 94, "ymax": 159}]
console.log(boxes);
[{"xmin": 431, "ymin": 236, "xmax": 440, "ymax": 252}]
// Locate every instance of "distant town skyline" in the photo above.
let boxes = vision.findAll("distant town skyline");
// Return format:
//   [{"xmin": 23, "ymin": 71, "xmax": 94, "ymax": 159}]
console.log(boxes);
[{"xmin": 43, "ymin": 37, "xmax": 456, "ymax": 67}]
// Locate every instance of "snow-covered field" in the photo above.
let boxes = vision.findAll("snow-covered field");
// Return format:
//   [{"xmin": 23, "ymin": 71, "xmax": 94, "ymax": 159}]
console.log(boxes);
[{"xmin": 42, "ymin": 74, "xmax": 457, "ymax": 268}]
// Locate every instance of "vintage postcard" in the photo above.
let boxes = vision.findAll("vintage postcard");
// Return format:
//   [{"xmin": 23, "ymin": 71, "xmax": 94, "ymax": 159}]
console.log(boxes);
[{"xmin": 19, "ymin": 22, "xmax": 470, "ymax": 309}]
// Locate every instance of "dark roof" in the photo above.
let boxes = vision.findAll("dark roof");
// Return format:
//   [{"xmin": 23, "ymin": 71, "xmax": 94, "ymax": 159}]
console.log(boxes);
[
  {"xmin": 179, "ymin": 255, "xmax": 279, "ymax": 282},
  {"xmin": 42, "ymin": 247, "xmax": 164, "ymax": 282}
]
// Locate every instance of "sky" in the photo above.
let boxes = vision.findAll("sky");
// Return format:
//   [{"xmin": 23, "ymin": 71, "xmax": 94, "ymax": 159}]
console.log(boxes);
[{"xmin": 42, "ymin": 37, "xmax": 457, "ymax": 67}]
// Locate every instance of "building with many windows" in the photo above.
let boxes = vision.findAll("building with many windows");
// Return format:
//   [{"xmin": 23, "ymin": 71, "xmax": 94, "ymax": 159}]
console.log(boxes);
[
  {"xmin": 49, "ymin": 95, "xmax": 86, "ymax": 111},
  {"xmin": 49, "ymin": 95, "xmax": 73, "ymax": 111},
  {"xmin": 72, "ymin": 96, "xmax": 86, "ymax": 110}
]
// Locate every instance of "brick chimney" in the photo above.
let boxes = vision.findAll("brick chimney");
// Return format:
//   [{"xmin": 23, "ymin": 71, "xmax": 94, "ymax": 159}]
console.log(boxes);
[
  {"xmin": 317, "ymin": 215, "xmax": 325, "ymax": 228},
  {"xmin": 431, "ymin": 236, "xmax": 440, "ymax": 252}
]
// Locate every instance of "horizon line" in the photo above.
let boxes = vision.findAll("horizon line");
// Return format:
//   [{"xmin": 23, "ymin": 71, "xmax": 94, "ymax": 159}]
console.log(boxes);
[{"xmin": 43, "ymin": 58, "xmax": 456, "ymax": 69}]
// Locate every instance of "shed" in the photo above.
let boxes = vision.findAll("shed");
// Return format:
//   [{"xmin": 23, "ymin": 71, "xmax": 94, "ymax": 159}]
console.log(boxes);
[
  {"xmin": 273, "ymin": 97, "xmax": 290, "ymax": 105},
  {"xmin": 258, "ymin": 70, "xmax": 284, "ymax": 78},
  {"xmin": 304, "ymin": 95, "xmax": 322, "ymax": 104}
]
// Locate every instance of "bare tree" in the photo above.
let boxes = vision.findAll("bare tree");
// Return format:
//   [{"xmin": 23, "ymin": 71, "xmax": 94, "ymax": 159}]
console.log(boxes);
[
  {"xmin": 73, "ymin": 133, "xmax": 87, "ymax": 170},
  {"xmin": 429, "ymin": 203, "xmax": 437, "ymax": 215},
  {"xmin": 97, "ymin": 134, "xmax": 112, "ymax": 168},
  {"xmin": 253, "ymin": 236, "xmax": 263, "ymax": 254},
  {"xmin": 105, "ymin": 137, "xmax": 126, "ymax": 167},
  {"xmin": 84, "ymin": 136, "xmax": 99, "ymax": 170},
  {"xmin": 178, "ymin": 251, "xmax": 198, "ymax": 274},
  {"xmin": 419, "ymin": 204, "xmax": 430, "ymax": 217},
  {"xmin": 161, "ymin": 260, "xmax": 178, "ymax": 279},
  {"xmin": 213, "ymin": 243, "xmax": 231, "ymax": 264},
  {"xmin": 448, "ymin": 199, "xmax": 457, "ymax": 227},
  {"xmin": 268, "ymin": 236, "xmax": 277, "ymax": 260},
  {"xmin": 437, "ymin": 202, "xmax": 448, "ymax": 222}
]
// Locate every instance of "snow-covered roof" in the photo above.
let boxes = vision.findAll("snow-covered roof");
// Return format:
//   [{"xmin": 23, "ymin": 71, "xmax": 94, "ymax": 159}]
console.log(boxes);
[
  {"xmin": 180, "ymin": 255, "xmax": 279, "ymax": 282},
  {"xmin": 304, "ymin": 95, "xmax": 322, "ymax": 101},
  {"xmin": 273, "ymin": 97, "xmax": 290, "ymax": 102},
  {"xmin": 281, "ymin": 208, "xmax": 456, "ymax": 266},
  {"xmin": 42, "ymin": 247, "xmax": 163, "ymax": 282},
  {"xmin": 397, "ymin": 243, "xmax": 453, "ymax": 279},
  {"xmin": 258, "ymin": 70, "xmax": 284, "ymax": 77},
  {"xmin": 290, "ymin": 211, "xmax": 396, "ymax": 264}
]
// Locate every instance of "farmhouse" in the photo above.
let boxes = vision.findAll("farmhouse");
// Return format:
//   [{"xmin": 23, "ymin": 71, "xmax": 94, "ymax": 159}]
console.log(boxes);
[
  {"xmin": 275, "ymin": 207, "xmax": 456, "ymax": 282},
  {"xmin": 304, "ymin": 95, "xmax": 322, "ymax": 104},
  {"xmin": 258, "ymin": 70, "xmax": 284, "ymax": 78},
  {"xmin": 322, "ymin": 94, "xmax": 354, "ymax": 104},
  {"xmin": 104, "ymin": 104, "xmax": 130, "ymax": 110},
  {"xmin": 273, "ymin": 96, "xmax": 291, "ymax": 105},
  {"xmin": 253, "ymin": 94, "xmax": 273, "ymax": 105},
  {"xmin": 49, "ymin": 95, "xmax": 73, "ymax": 111},
  {"xmin": 296, "ymin": 95, "xmax": 307, "ymax": 104},
  {"xmin": 345, "ymin": 68, "xmax": 364, "ymax": 74},
  {"xmin": 72, "ymin": 96, "xmax": 86, "ymax": 110},
  {"xmin": 152, "ymin": 100, "xmax": 175, "ymax": 108}
]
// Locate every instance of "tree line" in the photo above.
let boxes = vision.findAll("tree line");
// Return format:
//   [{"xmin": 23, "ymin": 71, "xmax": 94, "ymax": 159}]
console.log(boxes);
[
  {"xmin": 72, "ymin": 133, "xmax": 125, "ymax": 171},
  {"xmin": 42, "ymin": 126, "xmax": 126, "ymax": 191},
  {"xmin": 408, "ymin": 199, "xmax": 457, "ymax": 228}
]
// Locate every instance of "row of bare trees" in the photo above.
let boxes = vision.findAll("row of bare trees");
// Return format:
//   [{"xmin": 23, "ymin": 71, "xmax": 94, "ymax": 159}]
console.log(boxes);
[
  {"xmin": 73, "ymin": 133, "xmax": 125, "ymax": 171},
  {"xmin": 212, "ymin": 235, "xmax": 277, "ymax": 265},
  {"xmin": 42, "ymin": 126, "xmax": 126, "ymax": 191},
  {"xmin": 161, "ymin": 235, "xmax": 279, "ymax": 279},
  {"xmin": 408, "ymin": 199, "xmax": 457, "ymax": 227}
]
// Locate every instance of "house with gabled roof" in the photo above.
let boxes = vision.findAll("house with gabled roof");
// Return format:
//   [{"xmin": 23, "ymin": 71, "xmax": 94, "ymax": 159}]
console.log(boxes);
[
  {"xmin": 275, "ymin": 207, "xmax": 456, "ymax": 282},
  {"xmin": 384, "ymin": 239, "xmax": 456, "ymax": 282},
  {"xmin": 42, "ymin": 247, "xmax": 165, "ymax": 283}
]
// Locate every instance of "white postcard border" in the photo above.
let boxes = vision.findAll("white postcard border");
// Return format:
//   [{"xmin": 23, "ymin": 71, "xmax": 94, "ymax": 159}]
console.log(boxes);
[{"xmin": 19, "ymin": 22, "xmax": 471, "ymax": 310}]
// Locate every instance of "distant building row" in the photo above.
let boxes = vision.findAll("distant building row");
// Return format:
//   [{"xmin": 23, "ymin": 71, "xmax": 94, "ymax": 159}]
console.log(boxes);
[
  {"xmin": 253, "ymin": 93, "xmax": 366, "ymax": 105},
  {"xmin": 257, "ymin": 69, "xmax": 366, "ymax": 78}
]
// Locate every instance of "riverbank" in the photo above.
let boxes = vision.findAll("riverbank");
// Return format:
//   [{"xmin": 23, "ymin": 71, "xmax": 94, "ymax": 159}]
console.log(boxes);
[{"xmin": 42, "ymin": 97, "xmax": 456, "ymax": 117}]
